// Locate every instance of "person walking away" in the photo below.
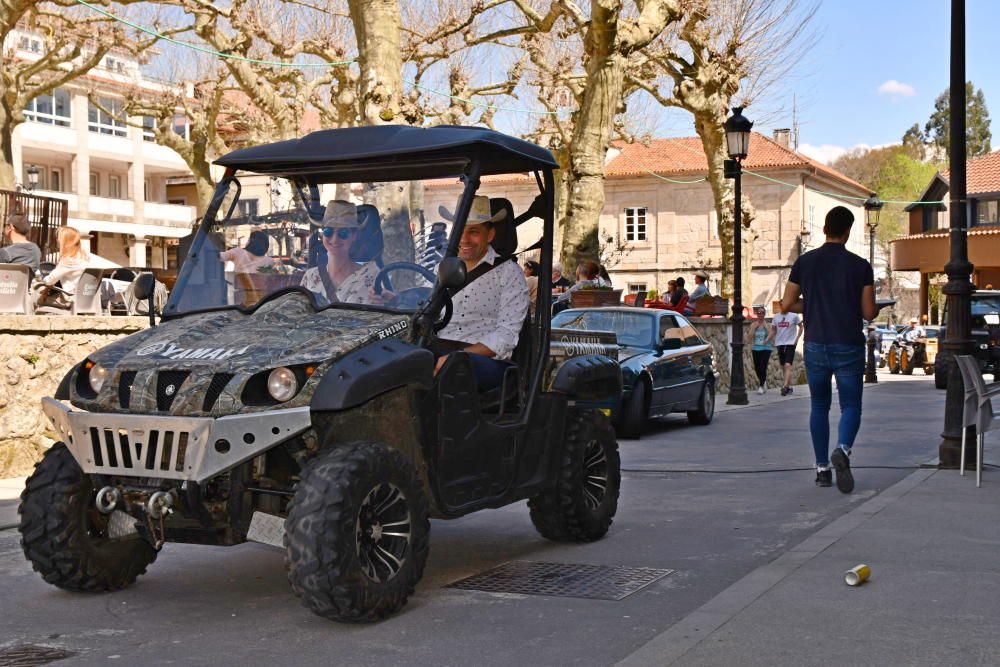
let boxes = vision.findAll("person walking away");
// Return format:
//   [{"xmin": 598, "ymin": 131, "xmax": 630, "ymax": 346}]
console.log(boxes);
[
  {"xmin": 749, "ymin": 306, "xmax": 774, "ymax": 395},
  {"xmin": 781, "ymin": 206, "xmax": 880, "ymax": 493},
  {"xmin": 0, "ymin": 210, "xmax": 41, "ymax": 271},
  {"xmin": 772, "ymin": 303, "xmax": 803, "ymax": 395}
]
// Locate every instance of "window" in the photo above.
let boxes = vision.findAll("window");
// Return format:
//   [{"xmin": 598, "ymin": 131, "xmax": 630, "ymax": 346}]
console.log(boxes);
[
  {"xmin": 627, "ymin": 283, "xmax": 647, "ymax": 294},
  {"xmin": 104, "ymin": 56, "xmax": 126, "ymax": 73},
  {"xmin": 142, "ymin": 116, "xmax": 156, "ymax": 142},
  {"xmin": 237, "ymin": 198, "xmax": 259, "ymax": 219},
  {"xmin": 976, "ymin": 199, "xmax": 998, "ymax": 225},
  {"xmin": 90, "ymin": 173, "xmax": 99, "ymax": 196},
  {"xmin": 24, "ymin": 88, "xmax": 71, "ymax": 127},
  {"xmin": 172, "ymin": 114, "xmax": 189, "ymax": 140},
  {"xmin": 674, "ymin": 315, "xmax": 704, "ymax": 346},
  {"xmin": 625, "ymin": 207, "xmax": 647, "ymax": 242},
  {"xmin": 109, "ymin": 175, "xmax": 121, "ymax": 199},
  {"xmin": 168, "ymin": 197, "xmax": 187, "ymax": 206},
  {"xmin": 659, "ymin": 315, "xmax": 685, "ymax": 347},
  {"xmin": 88, "ymin": 97, "xmax": 127, "ymax": 136},
  {"xmin": 49, "ymin": 168, "xmax": 62, "ymax": 192},
  {"xmin": 19, "ymin": 36, "xmax": 41, "ymax": 53}
]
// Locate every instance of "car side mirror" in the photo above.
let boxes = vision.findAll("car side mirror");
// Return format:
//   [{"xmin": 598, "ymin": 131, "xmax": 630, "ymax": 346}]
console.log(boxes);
[
  {"xmin": 661, "ymin": 337, "xmax": 683, "ymax": 351},
  {"xmin": 438, "ymin": 257, "xmax": 466, "ymax": 289},
  {"xmin": 133, "ymin": 272, "xmax": 156, "ymax": 327}
]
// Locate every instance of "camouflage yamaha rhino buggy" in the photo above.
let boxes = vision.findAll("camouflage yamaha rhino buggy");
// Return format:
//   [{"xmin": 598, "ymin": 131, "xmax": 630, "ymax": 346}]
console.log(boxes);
[{"xmin": 19, "ymin": 126, "xmax": 623, "ymax": 622}]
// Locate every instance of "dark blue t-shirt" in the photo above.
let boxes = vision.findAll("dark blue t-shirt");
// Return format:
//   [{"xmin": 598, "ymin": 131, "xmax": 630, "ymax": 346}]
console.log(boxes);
[{"xmin": 788, "ymin": 242, "xmax": 873, "ymax": 345}]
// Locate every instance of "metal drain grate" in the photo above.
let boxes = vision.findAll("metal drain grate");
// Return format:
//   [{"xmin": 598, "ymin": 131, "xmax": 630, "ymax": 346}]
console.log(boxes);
[
  {"xmin": 448, "ymin": 561, "xmax": 674, "ymax": 601},
  {"xmin": 0, "ymin": 645, "xmax": 76, "ymax": 667}
]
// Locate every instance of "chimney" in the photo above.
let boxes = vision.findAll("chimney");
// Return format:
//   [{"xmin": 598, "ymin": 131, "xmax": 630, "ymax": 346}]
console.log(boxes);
[{"xmin": 773, "ymin": 128, "xmax": 791, "ymax": 149}]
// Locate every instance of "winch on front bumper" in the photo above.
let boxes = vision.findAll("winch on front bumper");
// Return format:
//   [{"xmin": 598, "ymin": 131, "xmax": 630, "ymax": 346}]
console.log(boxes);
[{"xmin": 41, "ymin": 397, "xmax": 312, "ymax": 483}]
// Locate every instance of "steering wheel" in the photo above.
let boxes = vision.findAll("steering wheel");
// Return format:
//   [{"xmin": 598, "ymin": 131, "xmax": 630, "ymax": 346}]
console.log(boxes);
[{"xmin": 372, "ymin": 261, "xmax": 453, "ymax": 331}]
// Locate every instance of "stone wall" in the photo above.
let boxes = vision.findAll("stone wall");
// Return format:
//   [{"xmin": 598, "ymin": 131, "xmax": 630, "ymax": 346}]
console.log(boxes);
[
  {"xmin": 0, "ymin": 316, "xmax": 147, "ymax": 478},
  {"xmin": 691, "ymin": 318, "xmax": 806, "ymax": 394}
]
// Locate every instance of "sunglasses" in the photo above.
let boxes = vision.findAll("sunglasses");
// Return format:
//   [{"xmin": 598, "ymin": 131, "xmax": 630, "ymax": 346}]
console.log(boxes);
[{"xmin": 322, "ymin": 227, "xmax": 354, "ymax": 240}]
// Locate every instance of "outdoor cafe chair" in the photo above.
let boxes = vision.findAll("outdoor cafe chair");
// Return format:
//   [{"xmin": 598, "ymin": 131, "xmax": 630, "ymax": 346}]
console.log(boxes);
[
  {"xmin": 956, "ymin": 355, "xmax": 1000, "ymax": 487},
  {"xmin": 71, "ymin": 268, "xmax": 104, "ymax": 315},
  {"xmin": 0, "ymin": 263, "xmax": 34, "ymax": 314}
]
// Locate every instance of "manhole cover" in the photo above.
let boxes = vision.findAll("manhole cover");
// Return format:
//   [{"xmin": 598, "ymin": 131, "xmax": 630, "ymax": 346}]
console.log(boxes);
[
  {"xmin": 0, "ymin": 645, "xmax": 76, "ymax": 667},
  {"xmin": 448, "ymin": 561, "xmax": 674, "ymax": 600}
]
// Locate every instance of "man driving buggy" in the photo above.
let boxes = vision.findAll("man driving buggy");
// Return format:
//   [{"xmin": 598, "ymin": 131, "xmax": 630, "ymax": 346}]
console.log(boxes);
[{"xmin": 430, "ymin": 195, "xmax": 530, "ymax": 390}]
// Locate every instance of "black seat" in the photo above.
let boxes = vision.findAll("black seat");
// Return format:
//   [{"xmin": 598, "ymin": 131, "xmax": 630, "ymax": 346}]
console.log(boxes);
[
  {"xmin": 489, "ymin": 198, "xmax": 517, "ymax": 257},
  {"xmin": 350, "ymin": 204, "xmax": 384, "ymax": 263}
]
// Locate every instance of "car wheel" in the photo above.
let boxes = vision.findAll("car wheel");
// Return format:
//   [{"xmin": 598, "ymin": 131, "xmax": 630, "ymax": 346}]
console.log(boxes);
[
  {"xmin": 285, "ymin": 442, "xmax": 429, "ymax": 623},
  {"xmin": 616, "ymin": 379, "xmax": 648, "ymax": 439},
  {"xmin": 888, "ymin": 346, "xmax": 900, "ymax": 374},
  {"xmin": 687, "ymin": 379, "xmax": 715, "ymax": 426},
  {"xmin": 19, "ymin": 443, "xmax": 157, "ymax": 592},
  {"xmin": 900, "ymin": 348, "xmax": 914, "ymax": 375},
  {"xmin": 529, "ymin": 410, "xmax": 621, "ymax": 543}
]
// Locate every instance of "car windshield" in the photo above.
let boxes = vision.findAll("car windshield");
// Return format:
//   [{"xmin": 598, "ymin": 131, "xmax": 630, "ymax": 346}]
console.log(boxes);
[
  {"xmin": 972, "ymin": 296, "xmax": 1000, "ymax": 316},
  {"xmin": 164, "ymin": 174, "xmax": 542, "ymax": 317},
  {"xmin": 552, "ymin": 310, "xmax": 655, "ymax": 347},
  {"xmin": 925, "ymin": 327, "xmax": 939, "ymax": 337}
]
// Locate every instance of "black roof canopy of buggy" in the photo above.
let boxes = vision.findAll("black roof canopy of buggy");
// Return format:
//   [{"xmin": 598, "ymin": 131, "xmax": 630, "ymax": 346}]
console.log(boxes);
[{"xmin": 215, "ymin": 125, "xmax": 559, "ymax": 182}]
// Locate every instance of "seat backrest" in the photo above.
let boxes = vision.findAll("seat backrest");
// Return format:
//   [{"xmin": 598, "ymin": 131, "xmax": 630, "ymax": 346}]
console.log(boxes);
[
  {"xmin": 489, "ymin": 198, "xmax": 517, "ymax": 257},
  {"xmin": 72, "ymin": 268, "xmax": 104, "ymax": 315},
  {"xmin": 955, "ymin": 356, "xmax": 980, "ymax": 427},
  {"xmin": 349, "ymin": 204, "xmax": 385, "ymax": 263},
  {"xmin": 958, "ymin": 355, "xmax": 989, "ymax": 397},
  {"xmin": 0, "ymin": 263, "xmax": 33, "ymax": 314}
]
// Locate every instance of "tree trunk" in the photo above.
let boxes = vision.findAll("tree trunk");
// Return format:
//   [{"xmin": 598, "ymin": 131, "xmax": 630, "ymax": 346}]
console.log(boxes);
[
  {"xmin": 349, "ymin": 0, "xmax": 414, "ymax": 266},
  {"xmin": 0, "ymin": 104, "xmax": 16, "ymax": 191},
  {"xmin": 558, "ymin": 5, "xmax": 625, "ymax": 273}
]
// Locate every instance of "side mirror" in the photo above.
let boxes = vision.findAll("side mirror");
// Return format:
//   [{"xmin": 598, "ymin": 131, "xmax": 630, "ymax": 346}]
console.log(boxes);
[
  {"xmin": 438, "ymin": 257, "xmax": 466, "ymax": 289},
  {"xmin": 661, "ymin": 337, "xmax": 683, "ymax": 351},
  {"xmin": 134, "ymin": 272, "xmax": 156, "ymax": 327}
]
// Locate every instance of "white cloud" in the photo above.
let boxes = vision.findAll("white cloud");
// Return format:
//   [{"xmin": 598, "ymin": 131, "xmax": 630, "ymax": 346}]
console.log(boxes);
[{"xmin": 877, "ymin": 80, "xmax": 916, "ymax": 97}]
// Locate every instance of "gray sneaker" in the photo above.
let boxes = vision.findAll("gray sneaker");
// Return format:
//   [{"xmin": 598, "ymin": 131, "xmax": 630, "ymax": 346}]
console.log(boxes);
[
  {"xmin": 831, "ymin": 448, "xmax": 854, "ymax": 493},
  {"xmin": 815, "ymin": 469, "xmax": 832, "ymax": 487}
]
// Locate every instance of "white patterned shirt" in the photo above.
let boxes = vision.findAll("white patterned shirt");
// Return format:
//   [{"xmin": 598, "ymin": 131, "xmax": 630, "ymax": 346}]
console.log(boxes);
[{"xmin": 439, "ymin": 246, "xmax": 529, "ymax": 360}]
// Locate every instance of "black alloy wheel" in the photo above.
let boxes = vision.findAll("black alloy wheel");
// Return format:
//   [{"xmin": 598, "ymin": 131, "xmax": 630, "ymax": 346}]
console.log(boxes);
[{"xmin": 356, "ymin": 483, "xmax": 411, "ymax": 584}]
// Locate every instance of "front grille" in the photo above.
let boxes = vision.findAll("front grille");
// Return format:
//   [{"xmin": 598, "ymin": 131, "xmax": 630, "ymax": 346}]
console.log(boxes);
[
  {"xmin": 156, "ymin": 371, "xmax": 190, "ymax": 412},
  {"xmin": 202, "ymin": 372, "xmax": 235, "ymax": 412},
  {"xmin": 118, "ymin": 370, "xmax": 137, "ymax": 409},
  {"xmin": 88, "ymin": 426, "xmax": 190, "ymax": 473}
]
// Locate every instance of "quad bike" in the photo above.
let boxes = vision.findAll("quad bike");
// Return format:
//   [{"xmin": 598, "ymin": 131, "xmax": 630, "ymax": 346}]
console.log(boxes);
[{"xmin": 20, "ymin": 126, "xmax": 623, "ymax": 623}]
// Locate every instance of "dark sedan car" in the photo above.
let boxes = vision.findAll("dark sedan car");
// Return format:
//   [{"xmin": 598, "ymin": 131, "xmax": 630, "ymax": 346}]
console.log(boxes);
[{"xmin": 552, "ymin": 307, "xmax": 719, "ymax": 438}]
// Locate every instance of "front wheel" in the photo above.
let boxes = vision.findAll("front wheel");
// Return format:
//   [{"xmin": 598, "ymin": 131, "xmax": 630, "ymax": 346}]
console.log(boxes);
[
  {"xmin": 687, "ymin": 380, "xmax": 716, "ymax": 425},
  {"xmin": 616, "ymin": 379, "xmax": 648, "ymax": 439},
  {"xmin": 888, "ymin": 346, "xmax": 900, "ymax": 374},
  {"xmin": 529, "ymin": 410, "xmax": 621, "ymax": 542},
  {"xmin": 284, "ymin": 442, "xmax": 429, "ymax": 623},
  {"xmin": 19, "ymin": 443, "xmax": 157, "ymax": 592},
  {"xmin": 900, "ymin": 348, "xmax": 914, "ymax": 375}
]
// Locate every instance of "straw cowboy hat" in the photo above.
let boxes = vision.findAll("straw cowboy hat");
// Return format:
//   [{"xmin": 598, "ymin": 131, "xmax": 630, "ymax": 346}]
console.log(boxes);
[
  {"xmin": 438, "ymin": 195, "xmax": 507, "ymax": 226},
  {"xmin": 694, "ymin": 269, "xmax": 710, "ymax": 280},
  {"xmin": 322, "ymin": 200, "xmax": 376, "ymax": 228}
]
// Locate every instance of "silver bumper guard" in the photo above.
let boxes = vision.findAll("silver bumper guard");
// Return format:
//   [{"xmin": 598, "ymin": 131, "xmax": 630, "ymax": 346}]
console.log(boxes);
[{"xmin": 41, "ymin": 397, "xmax": 312, "ymax": 483}]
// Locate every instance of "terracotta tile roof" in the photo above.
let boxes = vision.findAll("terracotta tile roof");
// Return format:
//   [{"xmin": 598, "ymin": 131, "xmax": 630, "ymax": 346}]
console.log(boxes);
[
  {"xmin": 892, "ymin": 225, "xmax": 1000, "ymax": 242},
  {"xmin": 606, "ymin": 133, "xmax": 871, "ymax": 194},
  {"xmin": 940, "ymin": 150, "xmax": 1000, "ymax": 195}
]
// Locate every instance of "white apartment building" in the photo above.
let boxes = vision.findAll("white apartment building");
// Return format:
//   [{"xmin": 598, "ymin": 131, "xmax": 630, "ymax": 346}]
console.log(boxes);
[{"xmin": 6, "ymin": 28, "xmax": 197, "ymax": 269}]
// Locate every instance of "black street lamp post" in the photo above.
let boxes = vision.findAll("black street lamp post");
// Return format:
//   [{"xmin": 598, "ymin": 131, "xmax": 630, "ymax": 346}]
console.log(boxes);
[
  {"xmin": 940, "ymin": 0, "xmax": 976, "ymax": 469},
  {"xmin": 863, "ymin": 194, "xmax": 883, "ymax": 384},
  {"xmin": 724, "ymin": 106, "xmax": 753, "ymax": 406}
]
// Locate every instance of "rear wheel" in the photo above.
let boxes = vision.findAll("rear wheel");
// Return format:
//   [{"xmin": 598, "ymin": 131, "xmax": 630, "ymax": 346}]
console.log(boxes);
[
  {"xmin": 888, "ymin": 346, "xmax": 900, "ymax": 374},
  {"xmin": 284, "ymin": 442, "xmax": 429, "ymax": 623},
  {"xmin": 687, "ymin": 380, "xmax": 715, "ymax": 426},
  {"xmin": 19, "ymin": 443, "xmax": 157, "ymax": 592},
  {"xmin": 529, "ymin": 410, "xmax": 620, "ymax": 542},
  {"xmin": 616, "ymin": 379, "xmax": 648, "ymax": 439}
]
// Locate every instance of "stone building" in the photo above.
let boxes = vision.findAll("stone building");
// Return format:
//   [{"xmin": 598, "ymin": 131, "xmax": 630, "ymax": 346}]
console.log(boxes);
[{"xmin": 425, "ymin": 132, "xmax": 871, "ymax": 309}]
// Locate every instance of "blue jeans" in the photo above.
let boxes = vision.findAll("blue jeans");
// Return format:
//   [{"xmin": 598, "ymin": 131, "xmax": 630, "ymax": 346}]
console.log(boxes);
[
  {"xmin": 804, "ymin": 342, "xmax": 865, "ymax": 466},
  {"xmin": 467, "ymin": 353, "xmax": 513, "ymax": 391}
]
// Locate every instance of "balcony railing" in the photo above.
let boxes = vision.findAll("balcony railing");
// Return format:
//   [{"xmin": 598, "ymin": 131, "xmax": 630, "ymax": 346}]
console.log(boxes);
[{"xmin": 0, "ymin": 189, "xmax": 69, "ymax": 258}]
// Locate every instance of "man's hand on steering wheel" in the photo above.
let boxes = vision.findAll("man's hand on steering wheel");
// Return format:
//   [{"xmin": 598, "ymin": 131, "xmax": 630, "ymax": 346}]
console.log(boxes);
[{"xmin": 371, "ymin": 261, "xmax": 454, "ymax": 331}]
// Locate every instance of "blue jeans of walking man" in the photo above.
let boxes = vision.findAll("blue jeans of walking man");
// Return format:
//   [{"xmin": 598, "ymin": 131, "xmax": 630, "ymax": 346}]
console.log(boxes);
[{"xmin": 804, "ymin": 342, "xmax": 865, "ymax": 466}]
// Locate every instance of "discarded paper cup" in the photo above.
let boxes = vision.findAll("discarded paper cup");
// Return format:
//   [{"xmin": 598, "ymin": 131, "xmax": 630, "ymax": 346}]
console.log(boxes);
[{"xmin": 845, "ymin": 564, "xmax": 871, "ymax": 586}]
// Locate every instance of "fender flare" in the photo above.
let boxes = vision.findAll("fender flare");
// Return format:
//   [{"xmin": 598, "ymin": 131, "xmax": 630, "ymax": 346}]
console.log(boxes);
[
  {"xmin": 310, "ymin": 338, "xmax": 435, "ymax": 411},
  {"xmin": 551, "ymin": 354, "xmax": 622, "ymax": 403}
]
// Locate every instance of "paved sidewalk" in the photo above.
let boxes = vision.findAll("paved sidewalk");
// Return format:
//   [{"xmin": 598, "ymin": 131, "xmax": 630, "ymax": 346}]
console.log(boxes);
[
  {"xmin": 0, "ymin": 477, "xmax": 25, "ymax": 531},
  {"xmin": 619, "ymin": 459, "xmax": 1000, "ymax": 666}
]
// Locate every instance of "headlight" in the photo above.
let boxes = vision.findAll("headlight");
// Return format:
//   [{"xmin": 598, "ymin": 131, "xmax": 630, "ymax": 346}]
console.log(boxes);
[
  {"xmin": 267, "ymin": 367, "xmax": 299, "ymax": 402},
  {"xmin": 88, "ymin": 363, "xmax": 110, "ymax": 394}
]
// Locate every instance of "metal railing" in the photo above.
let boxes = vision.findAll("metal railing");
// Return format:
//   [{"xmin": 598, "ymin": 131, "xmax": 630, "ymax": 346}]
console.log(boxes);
[{"xmin": 0, "ymin": 189, "xmax": 69, "ymax": 260}]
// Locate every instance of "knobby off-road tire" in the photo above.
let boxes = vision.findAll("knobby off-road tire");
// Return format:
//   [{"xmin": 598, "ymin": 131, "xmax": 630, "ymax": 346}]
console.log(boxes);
[
  {"xmin": 616, "ymin": 379, "xmax": 648, "ymax": 439},
  {"xmin": 19, "ymin": 442, "xmax": 157, "ymax": 592},
  {"xmin": 687, "ymin": 379, "xmax": 716, "ymax": 426},
  {"xmin": 900, "ymin": 348, "xmax": 914, "ymax": 375},
  {"xmin": 284, "ymin": 442, "xmax": 430, "ymax": 623},
  {"xmin": 529, "ymin": 410, "xmax": 621, "ymax": 543},
  {"xmin": 888, "ymin": 347, "xmax": 900, "ymax": 374}
]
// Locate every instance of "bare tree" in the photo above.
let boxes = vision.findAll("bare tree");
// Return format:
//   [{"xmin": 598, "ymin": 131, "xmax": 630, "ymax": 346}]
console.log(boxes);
[{"xmin": 630, "ymin": 0, "xmax": 819, "ymax": 296}]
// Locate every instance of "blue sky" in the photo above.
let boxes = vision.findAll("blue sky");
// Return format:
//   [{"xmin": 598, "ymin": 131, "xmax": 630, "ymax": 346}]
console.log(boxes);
[{"xmin": 753, "ymin": 0, "xmax": 999, "ymax": 163}]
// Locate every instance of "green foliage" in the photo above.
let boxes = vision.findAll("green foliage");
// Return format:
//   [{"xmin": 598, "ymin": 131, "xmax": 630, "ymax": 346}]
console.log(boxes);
[{"xmin": 924, "ymin": 81, "xmax": 992, "ymax": 157}]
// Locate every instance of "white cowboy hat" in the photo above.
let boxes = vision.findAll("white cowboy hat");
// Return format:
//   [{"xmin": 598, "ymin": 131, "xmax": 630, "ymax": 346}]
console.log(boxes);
[
  {"xmin": 438, "ymin": 195, "xmax": 507, "ymax": 226},
  {"xmin": 694, "ymin": 269, "xmax": 709, "ymax": 280}
]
